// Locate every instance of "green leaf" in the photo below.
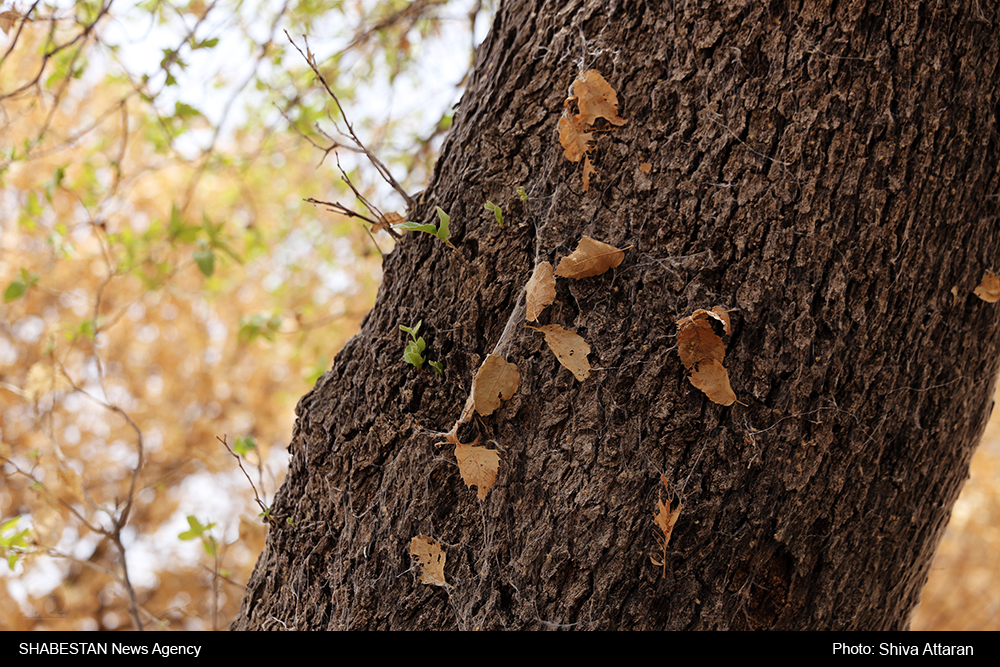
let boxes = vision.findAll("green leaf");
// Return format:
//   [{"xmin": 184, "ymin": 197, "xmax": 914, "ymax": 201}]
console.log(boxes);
[
  {"xmin": 178, "ymin": 515, "xmax": 215, "ymax": 541},
  {"xmin": 174, "ymin": 101, "xmax": 203, "ymax": 121},
  {"xmin": 4, "ymin": 280, "xmax": 26, "ymax": 303},
  {"xmin": 8, "ymin": 529, "xmax": 29, "ymax": 549},
  {"xmin": 399, "ymin": 320, "xmax": 422, "ymax": 338},
  {"xmin": 233, "ymin": 436, "xmax": 257, "ymax": 457},
  {"xmin": 1, "ymin": 517, "xmax": 21, "ymax": 533},
  {"xmin": 168, "ymin": 204, "xmax": 199, "ymax": 243},
  {"xmin": 193, "ymin": 247, "xmax": 215, "ymax": 277},
  {"xmin": 239, "ymin": 313, "xmax": 282, "ymax": 343},
  {"xmin": 429, "ymin": 360, "xmax": 444, "ymax": 375},
  {"xmin": 403, "ymin": 341, "xmax": 425, "ymax": 369},
  {"xmin": 517, "ymin": 186, "xmax": 528, "ymax": 203},
  {"xmin": 44, "ymin": 165, "xmax": 66, "ymax": 202},
  {"xmin": 484, "ymin": 201, "xmax": 503, "ymax": 227},
  {"xmin": 392, "ymin": 221, "xmax": 437, "ymax": 234},
  {"xmin": 434, "ymin": 206, "xmax": 450, "ymax": 244},
  {"xmin": 68, "ymin": 319, "xmax": 96, "ymax": 341},
  {"xmin": 202, "ymin": 536, "xmax": 217, "ymax": 557}
]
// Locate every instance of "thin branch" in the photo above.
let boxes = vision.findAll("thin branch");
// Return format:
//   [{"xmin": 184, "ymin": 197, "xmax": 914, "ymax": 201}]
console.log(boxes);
[
  {"xmin": 217, "ymin": 435, "xmax": 276, "ymax": 524},
  {"xmin": 0, "ymin": 1, "xmax": 115, "ymax": 102},
  {"xmin": 273, "ymin": 101, "xmax": 363, "ymax": 166},
  {"xmin": 285, "ymin": 31, "xmax": 414, "ymax": 208}
]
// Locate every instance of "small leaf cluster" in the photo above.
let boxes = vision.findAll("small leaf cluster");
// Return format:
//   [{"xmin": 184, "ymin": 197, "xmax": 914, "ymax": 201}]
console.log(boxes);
[
  {"xmin": 400, "ymin": 320, "xmax": 443, "ymax": 374},
  {"xmin": 178, "ymin": 515, "xmax": 218, "ymax": 557},
  {"xmin": 1, "ymin": 517, "xmax": 31, "ymax": 570}
]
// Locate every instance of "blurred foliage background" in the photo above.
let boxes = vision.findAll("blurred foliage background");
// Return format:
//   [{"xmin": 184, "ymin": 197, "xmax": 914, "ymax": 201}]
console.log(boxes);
[{"xmin": 0, "ymin": 0, "xmax": 995, "ymax": 631}]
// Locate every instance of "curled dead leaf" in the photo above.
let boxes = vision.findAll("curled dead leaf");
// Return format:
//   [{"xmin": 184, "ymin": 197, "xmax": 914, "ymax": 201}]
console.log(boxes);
[
  {"xmin": 555, "ymin": 236, "xmax": 625, "ymax": 279},
  {"xmin": 0, "ymin": 10, "xmax": 31, "ymax": 36},
  {"xmin": 531, "ymin": 324, "xmax": 591, "ymax": 381},
  {"xmin": 409, "ymin": 535, "xmax": 447, "ymax": 586},
  {"xmin": 653, "ymin": 475, "xmax": 682, "ymax": 577},
  {"xmin": 455, "ymin": 442, "xmax": 500, "ymax": 501},
  {"xmin": 974, "ymin": 271, "xmax": 1000, "ymax": 303},
  {"xmin": 710, "ymin": 305, "xmax": 732, "ymax": 335},
  {"xmin": 572, "ymin": 69, "xmax": 627, "ymax": 127},
  {"xmin": 558, "ymin": 69, "xmax": 626, "ymax": 192},
  {"xmin": 472, "ymin": 353, "xmax": 520, "ymax": 416},
  {"xmin": 676, "ymin": 308, "xmax": 736, "ymax": 406},
  {"xmin": 525, "ymin": 261, "xmax": 556, "ymax": 321}
]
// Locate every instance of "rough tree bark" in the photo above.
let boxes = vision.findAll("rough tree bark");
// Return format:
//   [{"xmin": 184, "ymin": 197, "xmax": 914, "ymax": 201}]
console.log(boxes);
[{"xmin": 233, "ymin": 0, "xmax": 999, "ymax": 630}]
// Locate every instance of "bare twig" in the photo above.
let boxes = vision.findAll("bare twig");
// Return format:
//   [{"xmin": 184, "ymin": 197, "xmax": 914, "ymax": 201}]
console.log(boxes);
[
  {"xmin": 285, "ymin": 30, "xmax": 414, "ymax": 208},
  {"xmin": 273, "ymin": 101, "xmax": 363, "ymax": 168},
  {"xmin": 217, "ymin": 435, "xmax": 276, "ymax": 524}
]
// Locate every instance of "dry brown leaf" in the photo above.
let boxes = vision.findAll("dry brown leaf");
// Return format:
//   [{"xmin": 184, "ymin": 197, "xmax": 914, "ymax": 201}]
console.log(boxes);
[
  {"xmin": 532, "ymin": 324, "xmax": 591, "ymax": 381},
  {"xmin": 375, "ymin": 211, "xmax": 404, "ymax": 234},
  {"xmin": 572, "ymin": 69, "xmax": 627, "ymax": 127},
  {"xmin": 711, "ymin": 305, "xmax": 732, "ymax": 335},
  {"xmin": 688, "ymin": 359, "xmax": 737, "ymax": 406},
  {"xmin": 558, "ymin": 115, "xmax": 593, "ymax": 163},
  {"xmin": 974, "ymin": 271, "xmax": 1000, "ymax": 303},
  {"xmin": 409, "ymin": 535, "xmax": 447, "ymax": 586},
  {"xmin": 555, "ymin": 236, "xmax": 625, "ymax": 279},
  {"xmin": 472, "ymin": 353, "xmax": 520, "ymax": 416},
  {"xmin": 558, "ymin": 69, "xmax": 626, "ymax": 191},
  {"xmin": 0, "ymin": 11, "xmax": 30, "ymax": 36},
  {"xmin": 676, "ymin": 309, "xmax": 728, "ymax": 369},
  {"xmin": 676, "ymin": 308, "xmax": 736, "ymax": 406},
  {"xmin": 525, "ymin": 261, "xmax": 556, "ymax": 321},
  {"xmin": 653, "ymin": 475, "xmax": 682, "ymax": 577},
  {"xmin": 455, "ymin": 442, "xmax": 500, "ymax": 500}
]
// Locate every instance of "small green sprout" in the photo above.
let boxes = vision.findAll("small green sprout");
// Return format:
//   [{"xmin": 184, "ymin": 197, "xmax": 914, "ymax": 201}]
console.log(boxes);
[
  {"xmin": 400, "ymin": 320, "xmax": 427, "ymax": 370},
  {"xmin": 391, "ymin": 206, "xmax": 453, "ymax": 247},
  {"xmin": 483, "ymin": 201, "xmax": 503, "ymax": 227},
  {"xmin": 517, "ymin": 186, "xmax": 528, "ymax": 203},
  {"xmin": 400, "ymin": 320, "xmax": 444, "ymax": 375}
]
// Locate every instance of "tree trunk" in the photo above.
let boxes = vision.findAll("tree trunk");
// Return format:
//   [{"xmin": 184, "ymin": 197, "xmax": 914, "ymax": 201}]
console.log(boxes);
[{"xmin": 233, "ymin": 0, "xmax": 1000, "ymax": 630}]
